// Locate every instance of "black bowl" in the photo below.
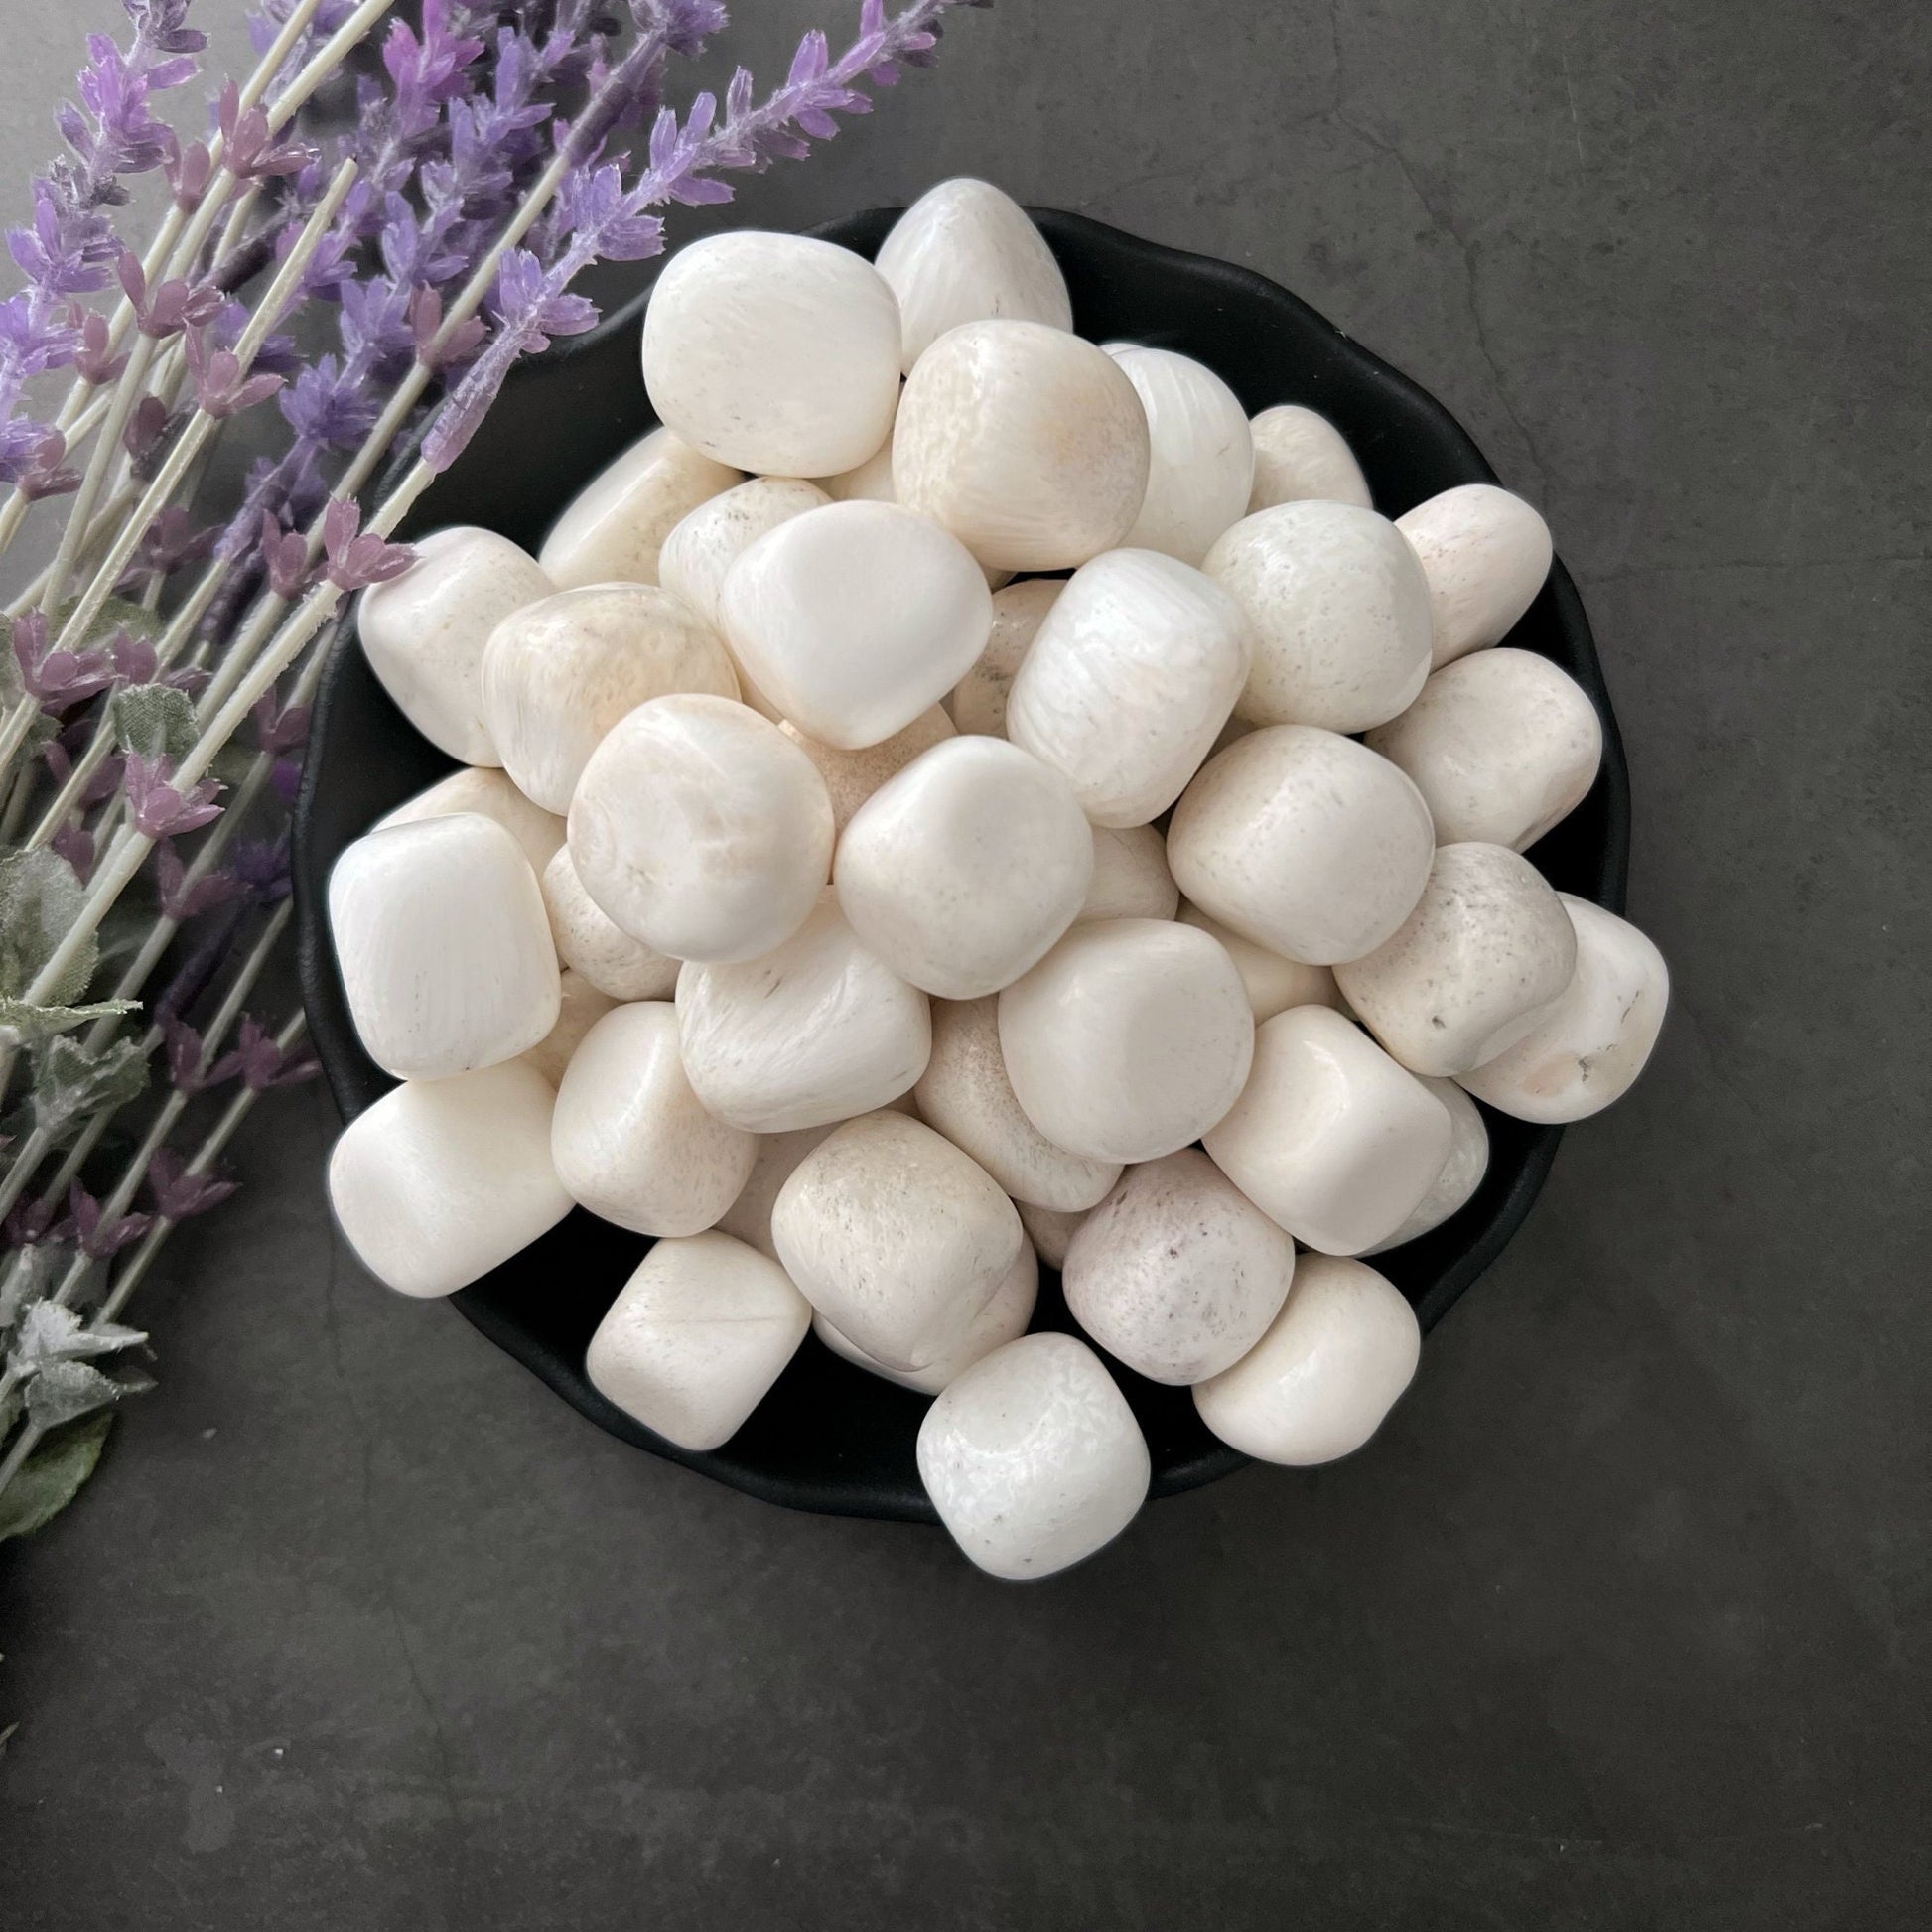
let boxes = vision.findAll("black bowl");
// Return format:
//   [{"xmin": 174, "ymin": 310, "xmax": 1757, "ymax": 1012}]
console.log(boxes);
[{"xmin": 293, "ymin": 208, "xmax": 1629, "ymax": 1523}]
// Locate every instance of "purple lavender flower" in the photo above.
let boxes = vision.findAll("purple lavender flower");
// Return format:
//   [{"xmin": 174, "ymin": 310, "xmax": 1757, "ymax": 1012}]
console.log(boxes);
[
  {"xmin": 12, "ymin": 611, "xmax": 119, "ymax": 715},
  {"xmin": 214, "ymin": 80, "xmax": 315, "ymax": 184},
  {"xmin": 116, "ymin": 248, "xmax": 223, "ymax": 340},
  {"xmin": 122, "ymin": 754, "xmax": 223, "ymax": 839},
  {"xmin": 49, "ymin": 822, "xmax": 95, "ymax": 880},
  {"xmin": 184, "ymin": 327, "xmax": 284, "ymax": 418},
  {"xmin": 155, "ymin": 840, "xmax": 242, "ymax": 923},
  {"xmin": 60, "ymin": 1182, "xmax": 153, "ymax": 1262},
  {"xmin": 145, "ymin": 1148, "xmax": 239, "ymax": 1222},
  {"xmin": 257, "ymin": 510, "xmax": 312, "ymax": 598},
  {"xmin": 321, "ymin": 498, "xmax": 412, "ymax": 591}
]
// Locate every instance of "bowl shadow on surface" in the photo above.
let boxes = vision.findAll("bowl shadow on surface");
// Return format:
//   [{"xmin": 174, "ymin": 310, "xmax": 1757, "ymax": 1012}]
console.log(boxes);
[{"xmin": 294, "ymin": 207, "xmax": 1630, "ymax": 1525}]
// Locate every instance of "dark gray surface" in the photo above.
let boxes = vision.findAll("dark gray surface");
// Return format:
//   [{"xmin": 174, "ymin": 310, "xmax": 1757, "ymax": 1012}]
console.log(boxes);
[{"xmin": 4, "ymin": 2, "xmax": 1929, "ymax": 1926}]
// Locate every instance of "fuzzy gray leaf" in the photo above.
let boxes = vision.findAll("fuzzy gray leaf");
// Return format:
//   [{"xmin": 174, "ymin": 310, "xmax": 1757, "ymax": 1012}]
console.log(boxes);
[
  {"xmin": 0, "ymin": 845, "xmax": 101, "ymax": 1008},
  {"xmin": 31, "ymin": 1034, "xmax": 150, "ymax": 1145},
  {"xmin": 24, "ymin": 1359, "xmax": 125, "ymax": 1431},
  {"xmin": 8, "ymin": 1300, "xmax": 147, "ymax": 1370},
  {"xmin": 0, "ymin": 995, "xmax": 137, "ymax": 1048},
  {"xmin": 110, "ymin": 682, "xmax": 198, "ymax": 761},
  {"xmin": 0, "ymin": 1248, "xmax": 65, "ymax": 1331},
  {"xmin": 0, "ymin": 1410, "xmax": 114, "ymax": 1543}
]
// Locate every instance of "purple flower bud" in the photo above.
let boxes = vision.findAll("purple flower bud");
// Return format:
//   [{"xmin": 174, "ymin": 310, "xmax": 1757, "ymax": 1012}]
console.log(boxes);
[
  {"xmin": 322, "ymin": 498, "xmax": 413, "ymax": 592},
  {"xmin": 61, "ymin": 1182, "xmax": 154, "ymax": 1262},
  {"xmin": 156, "ymin": 840, "xmax": 242, "ymax": 922},
  {"xmin": 49, "ymin": 821, "xmax": 94, "ymax": 880},
  {"xmin": 146, "ymin": 1148, "xmax": 238, "ymax": 1223},
  {"xmin": 123, "ymin": 393, "xmax": 169, "ymax": 461},
  {"xmin": 217, "ymin": 80, "xmax": 316, "ymax": 184},
  {"xmin": 122, "ymin": 753, "xmax": 223, "ymax": 840},
  {"xmin": 258, "ymin": 511, "xmax": 312, "ymax": 600},
  {"xmin": 74, "ymin": 310, "xmax": 127, "ymax": 385},
  {"xmin": 183, "ymin": 327, "xmax": 285, "ymax": 418}
]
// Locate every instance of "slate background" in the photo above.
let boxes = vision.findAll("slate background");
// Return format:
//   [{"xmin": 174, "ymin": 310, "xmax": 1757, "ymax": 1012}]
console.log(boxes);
[{"xmin": 2, "ymin": 3, "xmax": 1928, "ymax": 1927}]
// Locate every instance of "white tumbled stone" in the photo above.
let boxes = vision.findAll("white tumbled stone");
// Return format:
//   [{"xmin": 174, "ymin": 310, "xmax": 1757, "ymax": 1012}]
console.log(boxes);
[
  {"xmin": 1174, "ymin": 901, "xmax": 1345, "ymax": 1020},
  {"xmin": 1193, "ymin": 1254, "xmax": 1420, "ymax": 1464},
  {"xmin": 676, "ymin": 894, "xmax": 931, "ymax": 1133},
  {"xmin": 1106, "ymin": 345, "xmax": 1255, "ymax": 564},
  {"xmin": 818, "ymin": 426, "xmax": 899, "ymax": 503},
  {"xmin": 946, "ymin": 578, "xmax": 1059, "ymax": 738},
  {"xmin": 522, "ymin": 970, "xmax": 617, "ymax": 1088},
  {"xmin": 1205, "ymin": 500, "xmax": 1433, "ymax": 732},
  {"xmin": 641, "ymin": 231, "xmax": 902, "ymax": 476},
  {"xmin": 357, "ymin": 526, "xmax": 552, "ymax": 763},
  {"xmin": 1334, "ymin": 842, "xmax": 1578, "ymax": 1077},
  {"xmin": 1365, "ymin": 646, "xmax": 1603, "ymax": 850},
  {"xmin": 1246, "ymin": 404, "xmax": 1372, "ymax": 512},
  {"xmin": 1203, "ymin": 1006, "xmax": 1453, "ymax": 1255},
  {"xmin": 719, "ymin": 500, "xmax": 992, "ymax": 750},
  {"xmin": 1018, "ymin": 1200, "xmax": 1084, "ymax": 1270},
  {"xmin": 586, "ymin": 1231, "xmax": 811, "ymax": 1451},
  {"xmin": 538, "ymin": 427, "xmax": 740, "ymax": 590},
  {"xmin": 998, "ymin": 918, "xmax": 1254, "ymax": 1164},
  {"xmin": 1063, "ymin": 1149, "xmax": 1297, "ymax": 1386},
  {"xmin": 1397, "ymin": 483, "xmax": 1554, "ymax": 667},
  {"xmin": 835, "ymin": 736, "xmax": 1094, "ymax": 999},
  {"xmin": 1005, "ymin": 548, "xmax": 1250, "ymax": 827},
  {"xmin": 1363, "ymin": 1077, "xmax": 1490, "ymax": 1254},
  {"xmin": 568, "ymin": 694, "xmax": 833, "ymax": 963},
  {"xmin": 894, "ymin": 320, "xmax": 1151, "ymax": 572},
  {"xmin": 917, "ymin": 1332, "xmax": 1150, "ymax": 1580},
  {"xmin": 815, "ymin": 1240, "xmax": 1038, "ymax": 1396},
  {"xmin": 876, "ymin": 179, "xmax": 1072, "ymax": 371},
  {"xmin": 780, "ymin": 705, "xmax": 955, "ymax": 833},
  {"xmin": 715, "ymin": 1096, "xmax": 921, "ymax": 1261},
  {"xmin": 551, "ymin": 1001, "xmax": 756, "ymax": 1237},
  {"xmin": 376, "ymin": 763, "xmax": 564, "ymax": 875},
  {"xmin": 539, "ymin": 844, "xmax": 679, "ymax": 1002},
  {"xmin": 1458, "ymin": 896, "xmax": 1669, "ymax": 1123},
  {"xmin": 329, "ymin": 813, "xmax": 559, "ymax": 1081},
  {"xmin": 1167, "ymin": 725, "xmax": 1436, "ymax": 965},
  {"xmin": 773, "ymin": 1111, "xmax": 1024, "ymax": 1372},
  {"xmin": 1076, "ymin": 823, "xmax": 1178, "ymax": 925},
  {"xmin": 915, "ymin": 998, "xmax": 1121, "ymax": 1211},
  {"xmin": 328, "ymin": 1061, "xmax": 571, "ymax": 1298},
  {"xmin": 481, "ymin": 582, "xmax": 739, "ymax": 814},
  {"xmin": 657, "ymin": 476, "xmax": 831, "ymax": 628}
]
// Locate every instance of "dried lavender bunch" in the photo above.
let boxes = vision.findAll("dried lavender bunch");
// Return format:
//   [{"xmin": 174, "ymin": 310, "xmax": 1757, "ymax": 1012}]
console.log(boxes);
[{"xmin": 0, "ymin": 0, "xmax": 987, "ymax": 1537}]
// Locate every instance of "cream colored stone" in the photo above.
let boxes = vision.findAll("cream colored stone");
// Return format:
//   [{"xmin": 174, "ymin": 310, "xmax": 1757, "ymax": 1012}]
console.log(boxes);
[
  {"xmin": 1362, "ymin": 1077, "xmax": 1489, "ymax": 1254},
  {"xmin": 719, "ymin": 500, "xmax": 992, "ymax": 750},
  {"xmin": 815, "ymin": 1241, "xmax": 1038, "ymax": 1396},
  {"xmin": 1397, "ymin": 483, "xmax": 1553, "ymax": 667},
  {"xmin": 1107, "ymin": 345, "xmax": 1254, "ymax": 564},
  {"xmin": 1458, "ymin": 896, "xmax": 1669, "ymax": 1123},
  {"xmin": 780, "ymin": 706, "xmax": 955, "ymax": 832},
  {"xmin": 715, "ymin": 1096, "xmax": 921, "ymax": 1260},
  {"xmin": 481, "ymin": 582, "xmax": 739, "ymax": 814},
  {"xmin": 1006, "ymin": 548, "xmax": 1251, "ymax": 827},
  {"xmin": 1246, "ymin": 404, "xmax": 1372, "ymax": 511},
  {"xmin": 1202, "ymin": 1006, "xmax": 1452, "ymax": 1255},
  {"xmin": 917, "ymin": 1333, "xmax": 1150, "ymax": 1579},
  {"xmin": 876, "ymin": 179, "xmax": 1072, "ymax": 371},
  {"xmin": 376, "ymin": 764, "xmax": 564, "ymax": 875},
  {"xmin": 915, "ymin": 998, "xmax": 1121, "ymax": 1211},
  {"xmin": 1167, "ymin": 725, "xmax": 1436, "ymax": 965},
  {"xmin": 835, "ymin": 737, "xmax": 1094, "ymax": 999},
  {"xmin": 539, "ymin": 845, "xmax": 679, "ymax": 1002},
  {"xmin": 586, "ymin": 1231, "xmax": 811, "ymax": 1451},
  {"xmin": 676, "ymin": 894, "xmax": 931, "ymax": 1132},
  {"xmin": 657, "ymin": 476, "xmax": 831, "ymax": 628},
  {"xmin": 946, "ymin": 578, "xmax": 1060, "ymax": 738},
  {"xmin": 551, "ymin": 1002, "xmax": 756, "ymax": 1237},
  {"xmin": 640, "ymin": 231, "xmax": 901, "ymax": 476},
  {"xmin": 1076, "ymin": 823, "xmax": 1178, "ymax": 924},
  {"xmin": 1064, "ymin": 1150, "xmax": 1297, "ymax": 1385},
  {"xmin": 538, "ymin": 427, "xmax": 740, "ymax": 590},
  {"xmin": 328, "ymin": 1061, "xmax": 571, "ymax": 1298},
  {"xmin": 329, "ymin": 813, "xmax": 559, "ymax": 1081},
  {"xmin": 1193, "ymin": 1254, "xmax": 1420, "ymax": 1464},
  {"xmin": 818, "ymin": 429, "xmax": 898, "ymax": 503},
  {"xmin": 1205, "ymin": 500, "xmax": 1433, "ymax": 732},
  {"xmin": 894, "ymin": 319, "xmax": 1151, "ymax": 572},
  {"xmin": 998, "ymin": 918, "xmax": 1254, "ymax": 1164},
  {"xmin": 772, "ymin": 1112, "xmax": 1024, "ymax": 1372},
  {"xmin": 522, "ymin": 970, "xmax": 616, "ymax": 1087},
  {"xmin": 567, "ymin": 694, "xmax": 833, "ymax": 963},
  {"xmin": 1333, "ymin": 842, "xmax": 1578, "ymax": 1077},
  {"xmin": 1018, "ymin": 1201, "xmax": 1085, "ymax": 1271},
  {"xmin": 357, "ymin": 526, "xmax": 552, "ymax": 763},
  {"xmin": 1174, "ymin": 902, "xmax": 1344, "ymax": 1020},
  {"xmin": 1365, "ymin": 647, "xmax": 1603, "ymax": 850}
]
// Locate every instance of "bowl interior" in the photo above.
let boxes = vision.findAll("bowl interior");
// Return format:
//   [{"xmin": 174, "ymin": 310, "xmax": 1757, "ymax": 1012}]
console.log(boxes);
[{"xmin": 293, "ymin": 207, "xmax": 1629, "ymax": 1523}]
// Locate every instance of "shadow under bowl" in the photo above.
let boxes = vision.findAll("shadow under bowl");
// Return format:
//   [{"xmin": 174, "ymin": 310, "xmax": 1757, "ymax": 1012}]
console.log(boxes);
[{"xmin": 293, "ymin": 207, "xmax": 1630, "ymax": 1524}]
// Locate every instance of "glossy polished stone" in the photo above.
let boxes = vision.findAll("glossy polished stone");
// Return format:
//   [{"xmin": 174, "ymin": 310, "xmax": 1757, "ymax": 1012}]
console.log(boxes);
[
  {"xmin": 521, "ymin": 970, "xmax": 616, "ymax": 1089},
  {"xmin": 779, "ymin": 705, "xmax": 955, "ymax": 834},
  {"xmin": 1362, "ymin": 1076, "xmax": 1490, "ymax": 1255},
  {"xmin": 657, "ymin": 477, "xmax": 832, "ymax": 629},
  {"xmin": 1107, "ymin": 343, "xmax": 1255, "ymax": 564},
  {"xmin": 375, "ymin": 763, "xmax": 564, "ymax": 876},
  {"xmin": 1396, "ymin": 483, "xmax": 1554, "ymax": 668},
  {"xmin": 537, "ymin": 427, "xmax": 740, "ymax": 591},
  {"xmin": 539, "ymin": 846, "xmax": 680, "ymax": 1004},
  {"xmin": 1174, "ymin": 901, "xmax": 1345, "ymax": 1020},
  {"xmin": 946, "ymin": 578, "xmax": 1060, "ymax": 739},
  {"xmin": 1075, "ymin": 823, "xmax": 1179, "ymax": 924},
  {"xmin": 1246, "ymin": 403, "xmax": 1373, "ymax": 511}
]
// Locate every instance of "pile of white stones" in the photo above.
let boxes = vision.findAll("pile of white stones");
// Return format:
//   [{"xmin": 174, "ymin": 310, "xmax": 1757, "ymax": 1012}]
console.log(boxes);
[{"xmin": 325, "ymin": 180, "xmax": 1668, "ymax": 1580}]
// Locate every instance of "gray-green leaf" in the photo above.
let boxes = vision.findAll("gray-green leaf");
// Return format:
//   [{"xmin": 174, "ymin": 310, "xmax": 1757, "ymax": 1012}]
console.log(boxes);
[
  {"xmin": 110, "ymin": 682, "xmax": 197, "ymax": 761},
  {"xmin": 0, "ymin": 995, "xmax": 137, "ymax": 1049},
  {"xmin": 0, "ymin": 846, "xmax": 97, "ymax": 1006},
  {"xmin": 24, "ymin": 1359, "xmax": 125, "ymax": 1430},
  {"xmin": 0, "ymin": 1410, "xmax": 114, "ymax": 1543},
  {"xmin": 8, "ymin": 1300, "xmax": 147, "ymax": 1370},
  {"xmin": 30, "ymin": 1033, "xmax": 149, "ymax": 1144}
]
